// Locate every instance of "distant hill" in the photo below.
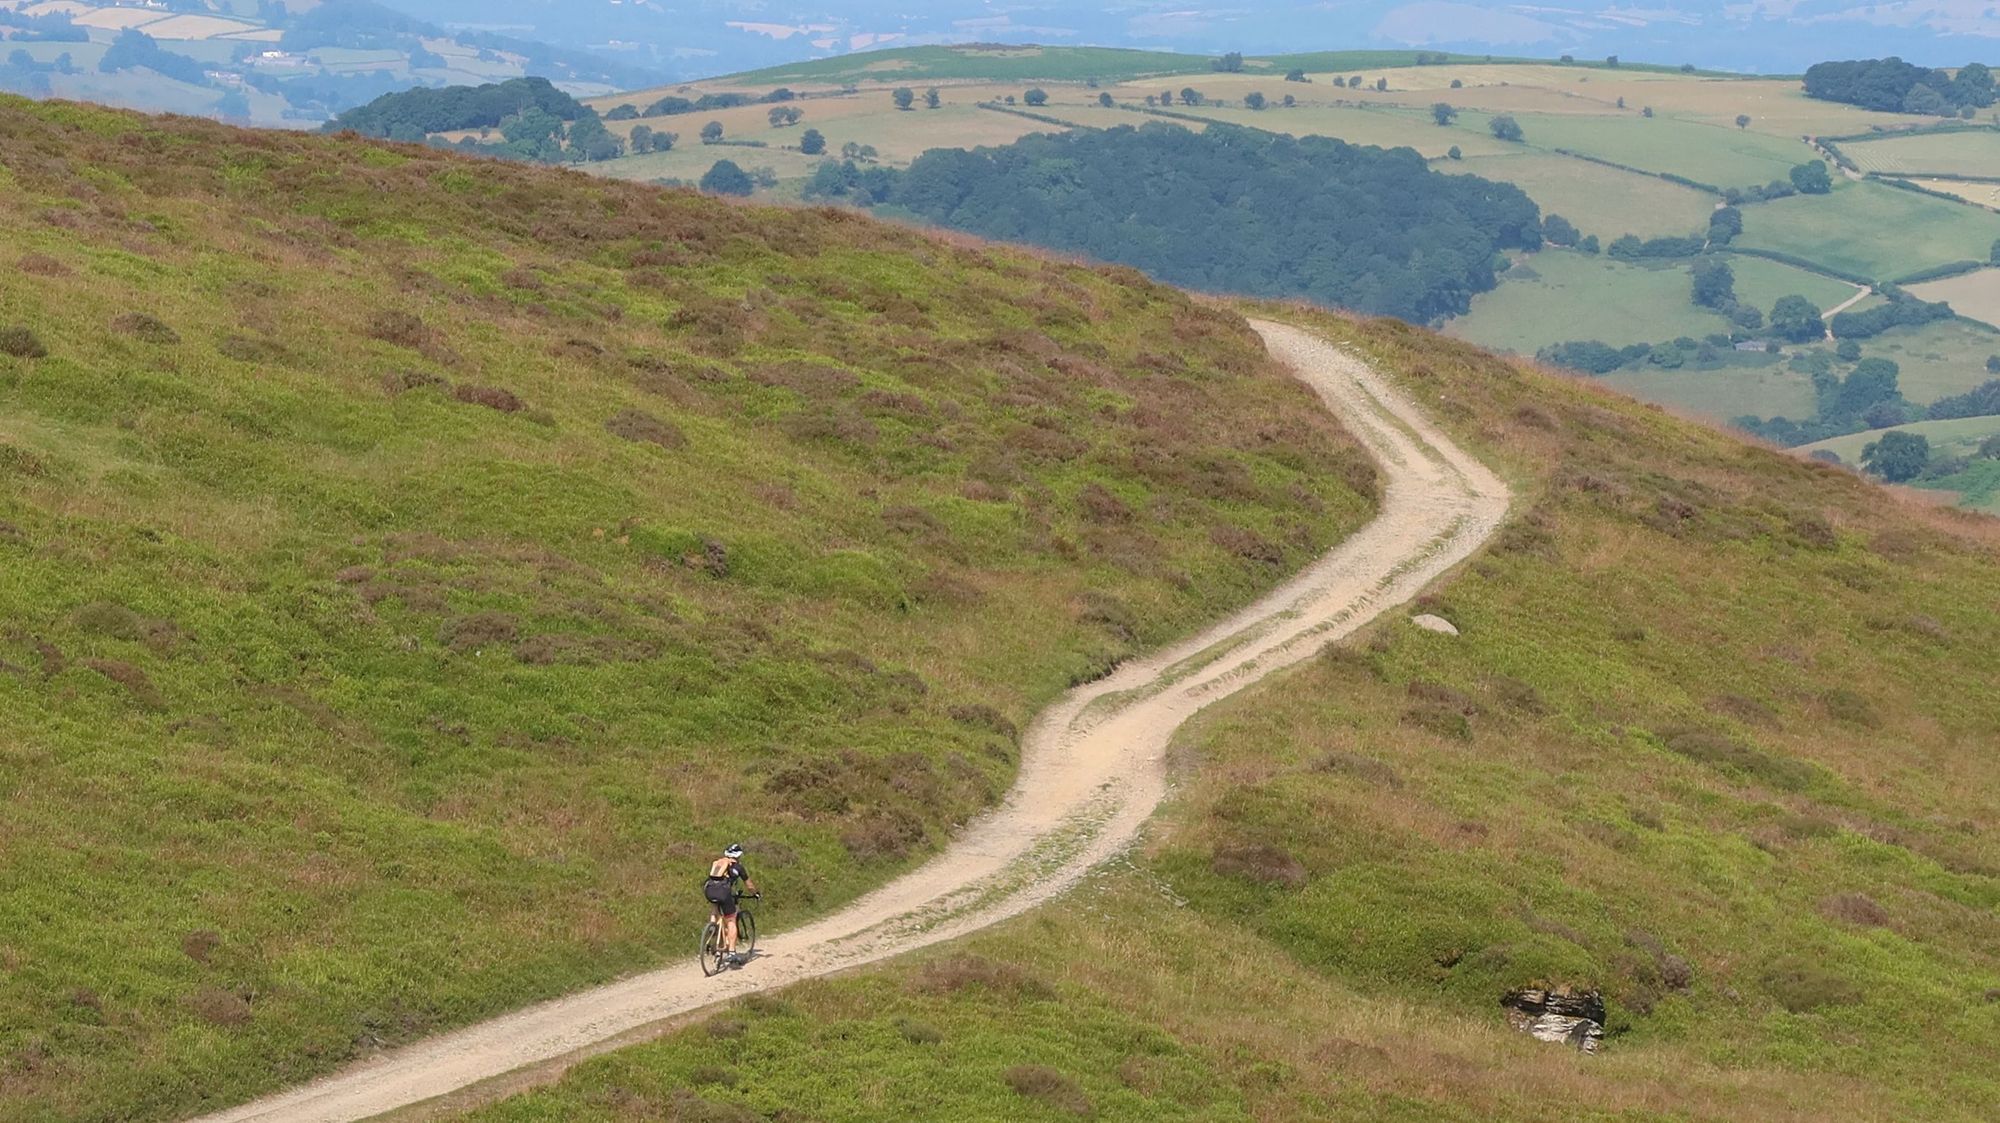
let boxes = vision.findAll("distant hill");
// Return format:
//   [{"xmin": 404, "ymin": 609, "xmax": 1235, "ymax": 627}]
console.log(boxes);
[{"xmin": 0, "ymin": 0, "xmax": 663, "ymax": 128}]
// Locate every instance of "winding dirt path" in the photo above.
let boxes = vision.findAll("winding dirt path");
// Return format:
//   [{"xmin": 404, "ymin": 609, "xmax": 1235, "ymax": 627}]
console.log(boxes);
[{"xmin": 192, "ymin": 320, "xmax": 1511, "ymax": 1123}]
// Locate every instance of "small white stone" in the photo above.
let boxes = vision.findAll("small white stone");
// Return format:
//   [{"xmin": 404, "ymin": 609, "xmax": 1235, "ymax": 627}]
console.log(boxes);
[{"xmin": 1410, "ymin": 614, "xmax": 1459, "ymax": 636}]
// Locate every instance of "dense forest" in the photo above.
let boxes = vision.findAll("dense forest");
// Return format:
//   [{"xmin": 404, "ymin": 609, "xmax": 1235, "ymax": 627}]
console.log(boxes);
[
  {"xmin": 329, "ymin": 77, "xmax": 584, "ymax": 140},
  {"xmin": 842, "ymin": 123, "xmax": 1541, "ymax": 322},
  {"xmin": 1803, "ymin": 57, "xmax": 1995, "ymax": 116}
]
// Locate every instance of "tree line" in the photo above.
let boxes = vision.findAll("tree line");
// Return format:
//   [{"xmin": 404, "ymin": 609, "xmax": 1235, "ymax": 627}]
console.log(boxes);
[
  {"xmin": 329, "ymin": 77, "xmax": 585, "ymax": 141},
  {"xmin": 809, "ymin": 122, "xmax": 1542, "ymax": 323},
  {"xmin": 1803, "ymin": 58, "xmax": 1996, "ymax": 117}
]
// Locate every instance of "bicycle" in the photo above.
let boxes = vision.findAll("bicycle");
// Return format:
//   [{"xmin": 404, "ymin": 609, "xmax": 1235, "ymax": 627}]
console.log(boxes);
[{"xmin": 700, "ymin": 893, "xmax": 759, "ymax": 977}]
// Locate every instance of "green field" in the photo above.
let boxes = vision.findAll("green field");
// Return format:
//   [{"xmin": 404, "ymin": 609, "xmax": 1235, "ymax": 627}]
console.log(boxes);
[
  {"xmin": 1601, "ymin": 357, "xmax": 1816, "ymax": 422},
  {"xmin": 1907, "ymin": 267, "xmax": 2000, "ymax": 328},
  {"xmin": 1861, "ymin": 317, "xmax": 2000, "ymax": 405},
  {"xmin": 1454, "ymin": 109, "xmax": 1806, "ymax": 187},
  {"xmin": 0, "ymin": 97, "xmax": 1377, "ymax": 1122},
  {"xmin": 1724, "ymin": 253, "xmax": 1862, "ymax": 312},
  {"xmin": 1446, "ymin": 251, "xmax": 1730, "ymax": 353},
  {"xmin": 722, "ymin": 45, "xmax": 1214, "ymax": 86},
  {"xmin": 468, "ymin": 309, "xmax": 2000, "ymax": 1123},
  {"xmin": 1842, "ymin": 129, "xmax": 2000, "ymax": 177},
  {"xmin": 1736, "ymin": 179, "xmax": 2000, "ymax": 282},
  {"xmin": 1800, "ymin": 414, "xmax": 2000, "ymax": 464},
  {"xmin": 1168, "ymin": 102, "xmax": 1513, "ymax": 158},
  {"xmin": 1446, "ymin": 150, "xmax": 1717, "ymax": 238}
]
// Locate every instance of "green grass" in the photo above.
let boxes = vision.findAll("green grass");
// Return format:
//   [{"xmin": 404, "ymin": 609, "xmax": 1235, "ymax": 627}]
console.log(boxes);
[
  {"xmin": 1858, "ymin": 317, "xmax": 2000, "ymax": 405},
  {"xmin": 1453, "ymin": 109, "xmax": 1806, "ymax": 187},
  {"xmin": 0, "ymin": 96, "xmax": 1378, "ymax": 1122},
  {"xmin": 1736, "ymin": 179, "xmax": 2000, "ymax": 282},
  {"xmin": 1600, "ymin": 356, "xmax": 1816, "ymax": 422},
  {"xmin": 1842, "ymin": 129, "xmax": 2000, "ymax": 177},
  {"xmin": 1798, "ymin": 415, "xmax": 2000, "ymax": 465},
  {"xmin": 1165, "ymin": 102, "xmax": 1513, "ymax": 159},
  {"xmin": 1444, "ymin": 151, "xmax": 1716, "ymax": 239},
  {"xmin": 467, "ymin": 310, "xmax": 2000, "ymax": 1123},
  {"xmin": 1445, "ymin": 250, "xmax": 1729, "ymax": 353},
  {"xmin": 1724, "ymin": 254, "xmax": 1861, "ymax": 312}
]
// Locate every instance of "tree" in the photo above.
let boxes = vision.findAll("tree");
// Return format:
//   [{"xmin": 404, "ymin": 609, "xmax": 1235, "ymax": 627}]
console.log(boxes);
[
  {"xmin": 1861, "ymin": 430, "xmax": 1928, "ymax": 482},
  {"xmin": 1736, "ymin": 114, "xmax": 1751, "ymax": 128},
  {"xmin": 1691, "ymin": 257, "xmax": 1736, "ymax": 309},
  {"xmin": 630, "ymin": 124, "xmax": 654, "ymax": 151},
  {"xmin": 1642, "ymin": 106, "xmax": 1654, "ymax": 118},
  {"xmin": 1837, "ymin": 338, "xmax": 1862, "ymax": 362},
  {"xmin": 606, "ymin": 104, "xmax": 640, "ymax": 121},
  {"xmin": 1606, "ymin": 55, "xmax": 1620, "ymax": 67},
  {"xmin": 924, "ymin": 87, "xmax": 941, "ymax": 109},
  {"xmin": 1024, "ymin": 88, "xmax": 1048, "ymax": 107},
  {"xmin": 1213, "ymin": 51, "xmax": 1245, "ymax": 72},
  {"xmin": 1180, "ymin": 87, "xmax": 1203, "ymax": 106},
  {"xmin": 1542, "ymin": 214, "xmax": 1579, "ymax": 246},
  {"xmin": 1447, "ymin": 145, "xmax": 1462, "ymax": 160},
  {"xmin": 1431, "ymin": 102, "xmax": 1458, "ymax": 126},
  {"xmin": 700, "ymin": 120, "xmax": 723, "ymax": 143},
  {"xmin": 1770, "ymin": 295, "xmax": 1826, "ymax": 342},
  {"xmin": 1789, "ymin": 161, "xmax": 1833, "ymax": 194},
  {"xmin": 1452, "ymin": 79, "xmax": 1465, "ymax": 89},
  {"xmin": 699, "ymin": 159, "xmax": 754, "ymax": 196},
  {"xmin": 1579, "ymin": 234, "xmax": 1600, "ymax": 254},
  {"xmin": 1285, "ymin": 68, "xmax": 1307, "ymax": 82},
  {"xmin": 799, "ymin": 128, "xmax": 825, "ymax": 156},
  {"xmin": 1282, "ymin": 94, "xmax": 1296, "ymax": 108},
  {"xmin": 1838, "ymin": 357, "xmax": 1902, "ymax": 417},
  {"xmin": 1489, "ymin": 115, "xmax": 1523, "ymax": 141},
  {"xmin": 1990, "ymin": 238, "xmax": 2000, "ymax": 266},
  {"xmin": 1616, "ymin": 96, "xmax": 1625, "ymax": 108},
  {"xmin": 767, "ymin": 106, "xmax": 803, "ymax": 128},
  {"xmin": 564, "ymin": 112, "xmax": 624, "ymax": 162},
  {"xmin": 1244, "ymin": 91, "xmax": 1266, "ymax": 110},
  {"xmin": 1374, "ymin": 77, "xmax": 1388, "ymax": 92},
  {"xmin": 892, "ymin": 87, "xmax": 914, "ymax": 111},
  {"xmin": 1331, "ymin": 77, "xmax": 1346, "ymax": 88},
  {"xmin": 1989, "ymin": 354, "xmax": 2000, "ymax": 373}
]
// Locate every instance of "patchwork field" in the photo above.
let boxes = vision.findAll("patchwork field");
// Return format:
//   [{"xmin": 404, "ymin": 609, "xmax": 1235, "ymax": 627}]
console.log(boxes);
[
  {"xmin": 1907, "ymin": 268, "xmax": 2000, "ymax": 328},
  {"xmin": 1800, "ymin": 414, "xmax": 2000, "ymax": 464},
  {"xmin": 1446, "ymin": 251, "xmax": 1731, "ymax": 353},
  {"xmin": 1860, "ymin": 317, "xmax": 2000, "ymax": 405},
  {"xmin": 1736, "ymin": 179, "xmax": 2000, "ymax": 282},
  {"xmin": 1908, "ymin": 177, "xmax": 2000, "ymax": 209},
  {"xmin": 1445, "ymin": 150, "xmax": 1717, "ymax": 237},
  {"xmin": 1603, "ymin": 359, "xmax": 1815, "ymax": 421},
  {"xmin": 1162, "ymin": 102, "xmax": 1513, "ymax": 158},
  {"xmin": 1725, "ymin": 254, "xmax": 1863, "ymax": 312},
  {"xmin": 1453, "ymin": 109, "xmax": 1806, "ymax": 187},
  {"xmin": 1842, "ymin": 129, "xmax": 2000, "ymax": 177}
]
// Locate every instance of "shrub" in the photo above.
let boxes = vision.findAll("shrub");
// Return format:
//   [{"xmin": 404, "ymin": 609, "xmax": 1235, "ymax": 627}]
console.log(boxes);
[
  {"xmin": 895, "ymin": 1017, "xmax": 942, "ymax": 1044},
  {"xmin": 1312, "ymin": 751, "xmax": 1404, "ymax": 788},
  {"xmin": 0, "ymin": 443, "xmax": 48, "ymax": 478},
  {"xmin": 382, "ymin": 369, "xmax": 448, "ymax": 396},
  {"xmin": 0, "ymin": 326, "xmax": 47, "ymax": 358},
  {"xmin": 452, "ymin": 384, "xmax": 525, "ymax": 412},
  {"xmin": 1210, "ymin": 842, "xmax": 1309, "ymax": 888},
  {"xmin": 1819, "ymin": 893, "xmax": 1890, "ymax": 927},
  {"xmin": 909, "ymin": 955, "xmax": 1053, "ymax": 999},
  {"xmin": 439, "ymin": 612, "xmax": 518, "ymax": 653},
  {"xmin": 1761, "ymin": 955, "xmax": 1863, "ymax": 1012},
  {"xmin": 111, "ymin": 312, "xmax": 179, "ymax": 344},
  {"xmin": 73, "ymin": 602, "xmax": 144, "ymax": 640},
  {"xmin": 190, "ymin": 986, "xmax": 252, "ymax": 1028},
  {"xmin": 1004, "ymin": 1065, "xmax": 1092, "ymax": 1117},
  {"xmin": 605, "ymin": 408, "xmax": 685, "ymax": 449},
  {"xmin": 181, "ymin": 930, "xmax": 221, "ymax": 964},
  {"xmin": 1661, "ymin": 729, "xmax": 1817, "ymax": 791},
  {"xmin": 1821, "ymin": 688, "xmax": 1878, "ymax": 727},
  {"xmin": 85, "ymin": 659, "xmax": 163, "ymax": 709}
]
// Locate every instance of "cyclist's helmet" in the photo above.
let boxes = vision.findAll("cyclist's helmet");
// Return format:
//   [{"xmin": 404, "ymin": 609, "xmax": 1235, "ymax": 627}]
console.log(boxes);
[{"xmin": 723, "ymin": 843, "xmax": 745, "ymax": 858}]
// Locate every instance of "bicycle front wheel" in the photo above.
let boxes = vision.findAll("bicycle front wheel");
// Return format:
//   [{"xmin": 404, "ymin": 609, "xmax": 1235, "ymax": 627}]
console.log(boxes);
[
  {"xmin": 736, "ymin": 909, "xmax": 757, "ymax": 956},
  {"xmin": 699, "ymin": 921, "xmax": 723, "ymax": 977}
]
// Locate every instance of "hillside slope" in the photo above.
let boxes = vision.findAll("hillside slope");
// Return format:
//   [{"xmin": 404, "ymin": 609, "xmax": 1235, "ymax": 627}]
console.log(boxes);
[
  {"xmin": 0, "ymin": 98, "xmax": 1376, "ymax": 1122},
  {"xmin": 470, "ymin": 312, "xmax": 2000, "ymax": 1122}
]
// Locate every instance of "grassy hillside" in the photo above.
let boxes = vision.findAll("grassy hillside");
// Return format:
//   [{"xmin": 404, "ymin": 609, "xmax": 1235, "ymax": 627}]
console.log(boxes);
[
  {"xmin": 473, "ymin": 310, "xmax": 2000, "ymax": 1123},
  {"xmin": 0, "ymin": 97, "xmax": 1379, "ymax": 1122}
]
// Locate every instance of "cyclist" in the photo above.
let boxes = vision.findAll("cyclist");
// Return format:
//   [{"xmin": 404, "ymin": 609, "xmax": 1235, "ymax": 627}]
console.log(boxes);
[{"xmin": 703, "ymin": 843, "xmax": 757, "ymax": 963}]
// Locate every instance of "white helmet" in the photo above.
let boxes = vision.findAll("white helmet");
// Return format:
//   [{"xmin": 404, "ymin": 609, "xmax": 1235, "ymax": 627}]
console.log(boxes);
[{"xmin": 723, "ymin": 843, "xmax": 744, "ymax": 858}]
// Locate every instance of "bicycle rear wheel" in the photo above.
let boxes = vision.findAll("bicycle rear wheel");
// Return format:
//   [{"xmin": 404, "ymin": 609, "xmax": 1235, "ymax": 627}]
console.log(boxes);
[
  {"xmin": 736, "ymin": 909, "xmax": 757, "ymax": 956},
  {"xmin": 699, "ymin": 921, "xmax": 723, "ymax": 977}
]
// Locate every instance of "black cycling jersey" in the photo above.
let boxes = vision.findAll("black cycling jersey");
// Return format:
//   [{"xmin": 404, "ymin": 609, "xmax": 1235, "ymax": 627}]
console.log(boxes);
[{"xmin": 706, "ymin": 858, "xmax": 748, "ymax": 886}]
